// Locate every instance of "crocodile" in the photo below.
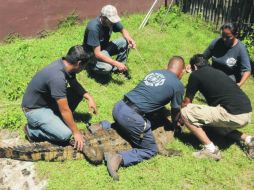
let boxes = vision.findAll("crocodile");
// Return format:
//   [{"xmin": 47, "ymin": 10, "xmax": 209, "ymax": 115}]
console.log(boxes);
[{"xmin": 0, "ymin": 118, "xmax": 181, "ymax": 164}]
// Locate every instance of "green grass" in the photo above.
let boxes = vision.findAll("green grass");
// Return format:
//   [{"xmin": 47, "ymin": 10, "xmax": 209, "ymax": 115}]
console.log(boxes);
[{"xmin": 0, "ymin": 9, "xmax": 254, "ymax": 190}]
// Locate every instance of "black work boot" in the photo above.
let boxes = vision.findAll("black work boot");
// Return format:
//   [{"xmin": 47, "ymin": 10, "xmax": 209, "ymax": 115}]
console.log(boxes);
[
  {"xmin": 104, "ymin": 152, "xmax": 123, "ymax": 181},
  {"xmin": 23, "ymin": 124, "xmax": 34, "ymax": 143}
]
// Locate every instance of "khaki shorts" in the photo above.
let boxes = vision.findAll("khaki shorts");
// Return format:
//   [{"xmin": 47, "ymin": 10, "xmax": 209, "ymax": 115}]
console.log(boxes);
[{"xmin": 181, "ymin": 104, "xmax": 252, "ymax": 135}]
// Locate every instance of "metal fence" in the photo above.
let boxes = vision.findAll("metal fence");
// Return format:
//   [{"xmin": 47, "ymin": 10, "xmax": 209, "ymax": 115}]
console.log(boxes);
[{"xmin": 180, "ymin": 0, "xmax": 254, "ymax": 38}]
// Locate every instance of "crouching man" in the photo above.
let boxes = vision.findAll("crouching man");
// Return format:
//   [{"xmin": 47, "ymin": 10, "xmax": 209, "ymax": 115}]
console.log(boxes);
[
  {"xmin": 22, "ymin": 45, "xmax": 97, "ymax": 151},
  {"xmin": 181, "ymin": 54, "xmax": 253, "ymax": 160},
  {"xmin": 83, "ymin": 5, "xmax": 136, "ymax": 76},
  {"xmin": 104, "ymin": 56, "xmax": 185, "ymax": 180}
]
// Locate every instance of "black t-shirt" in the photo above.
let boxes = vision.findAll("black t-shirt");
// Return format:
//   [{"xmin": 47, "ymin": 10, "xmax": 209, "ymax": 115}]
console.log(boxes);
[
  {"xmin": 83, "ymin": 17, "xmax": 124, "ymax": 51},
  {"xmin": 22, "ymin": 59, "xmax": 86, "ymax": 109},
  {"xmin": 126, "ymin": 70, "xmax": 184, "ymax": 113},
  {"xmin": 185, "ymin": 66, "xmax": 252, "ymax": 114},
  {"xmin": 203, "ymin": 38, "xmax": 251, "ymax": 79}
]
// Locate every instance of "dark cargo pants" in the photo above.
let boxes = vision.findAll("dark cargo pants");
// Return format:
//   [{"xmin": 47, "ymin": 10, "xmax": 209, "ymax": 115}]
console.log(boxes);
[{"xmin": 112, "ymin": 100, "xmax": 158, "ymax": 166}]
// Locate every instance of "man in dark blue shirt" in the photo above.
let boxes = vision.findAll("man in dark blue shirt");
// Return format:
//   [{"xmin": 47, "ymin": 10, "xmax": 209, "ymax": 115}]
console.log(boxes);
[
  {"xmin": 83, "ymin": 5, "xmax": 136, "ymax": 76},
  {"xmin": 203, "ymin": 23, "xmax": 251, "ymax": 86},
  {"xmin": 22, "ymin": 46, "xmax": 97, "ymax": 151},
  {"xmin": 104, "ymin": 56, "xmax": 185, "ymax": 180}
]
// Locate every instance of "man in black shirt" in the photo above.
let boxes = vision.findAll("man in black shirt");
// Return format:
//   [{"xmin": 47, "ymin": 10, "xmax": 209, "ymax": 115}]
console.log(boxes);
[
  {"xmin": 181, "ymin": 54, "xmax": 253, "ymax": 160},
  {"xmin": 22, "ymin": 45, "xmax": 97, "ymax": 151},
  {"xmin": 83, "ymin": 5, "xmax": 136, "ymax": 76}
]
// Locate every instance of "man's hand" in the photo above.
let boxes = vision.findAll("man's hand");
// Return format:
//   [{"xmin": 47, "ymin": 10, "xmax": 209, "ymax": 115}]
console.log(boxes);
[
  {"xmin": 121, "ymin": 28, "xmax": 136, "ymax": 49},
  {"xmin": 115, "ymin": 61, "xmax": 127, "ymax": 72},
  {"xmin": 73, "ymin": 131, "xmax": 84, "ymax": 151},
  {"xmin": 128, "ymin": 38, "xmax": 136, "ymax": 49},
  {"xmin": 84, "ymin": 93, "xmax": 98, "ymax": 115},
  {"xmin": 87, "ymin": 97, "xmax": 97, "ymax": 114}
]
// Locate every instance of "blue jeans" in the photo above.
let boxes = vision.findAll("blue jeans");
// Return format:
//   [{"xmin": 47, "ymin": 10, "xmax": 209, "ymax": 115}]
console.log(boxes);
[
  {"xmin": 92, "ymin": 38, "xmax": 129, "ymax": 75},
  {"xmin": 23, "ymin": 88, "xmax": 82, "ymax": 143},
  {"xmin": 112, "ymin": 100, "xmax": 158, "ymax": 167},
  {"xmin": 24, "ymin": 108, "xmax": 72, "ymax": 143}
]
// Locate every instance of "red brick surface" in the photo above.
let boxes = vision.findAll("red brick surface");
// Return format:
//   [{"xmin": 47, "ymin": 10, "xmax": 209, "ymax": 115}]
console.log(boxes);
[{"xmin": 0, "ymin": 0, "xmax": 164, "ymax": 40}]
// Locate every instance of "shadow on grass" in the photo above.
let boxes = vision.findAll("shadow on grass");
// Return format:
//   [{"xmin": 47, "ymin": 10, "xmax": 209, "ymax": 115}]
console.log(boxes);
[
  {"xmin": 175, "ymin": 127, "xmax": 239, "ymax": 151},
  {"xmin": 85, "ymin": 69, "xmax": 124, "ymax": 85},
  {"xmin": 73, "ymin": 112, "xmax": 92, "ymax": 123}
]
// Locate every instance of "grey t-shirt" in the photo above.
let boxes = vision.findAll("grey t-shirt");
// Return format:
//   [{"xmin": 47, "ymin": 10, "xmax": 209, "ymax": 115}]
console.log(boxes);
[
  {"xmin": 125, "ymin": 70, "xmax": 184, "ymax": 113},
  {"xmin": 22, "ymin": 59, "xmax": 86, "ymax": 109},
  {"xmin": 83, "ymin": 17, "xmax": 124, "ymax": 51},
  {"xmin": 203, "ymin": 37, "xmax": 251, "ymax": 81}
]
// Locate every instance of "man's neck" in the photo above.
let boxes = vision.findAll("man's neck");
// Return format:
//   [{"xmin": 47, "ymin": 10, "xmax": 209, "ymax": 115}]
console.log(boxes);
[{"xmin": 63, "ymin": 59, "xmax": 72, "ymax": 74}]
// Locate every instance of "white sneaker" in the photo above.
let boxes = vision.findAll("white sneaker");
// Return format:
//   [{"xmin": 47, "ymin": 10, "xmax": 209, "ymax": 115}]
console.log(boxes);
[
  {"xmin": 246, "ymin": 137, "xmax": 254, "ymax": 159},
  {"xmin": 193, "ymin": 146, "xmax": 221, "ymax": 161}
]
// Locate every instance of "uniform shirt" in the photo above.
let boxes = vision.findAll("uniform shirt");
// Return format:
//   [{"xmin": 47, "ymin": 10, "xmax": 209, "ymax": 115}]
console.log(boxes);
[
  {"xmin": 186, "ymin": 65, "xmax": 252, "ymax": 115},
  {"xmin": 22, "ymin": 59, "xmax": 86, "ymax": 109},
  {"xmin": 125, "ymin": 70, "xmax": 184, "ymax": 114},
  {"xmin": 83, "ymin": 17, "xmax": 124, "ymax": 51},
  {"xmin": 203, "ymin": 37, "xmax": 251, "ymax": 80}
]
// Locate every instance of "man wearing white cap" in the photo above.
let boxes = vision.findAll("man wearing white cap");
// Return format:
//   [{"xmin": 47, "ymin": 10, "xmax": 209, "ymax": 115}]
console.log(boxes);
[{"xmin": 83, "ymin": 5, "xmax": 136, "ymax": 76}]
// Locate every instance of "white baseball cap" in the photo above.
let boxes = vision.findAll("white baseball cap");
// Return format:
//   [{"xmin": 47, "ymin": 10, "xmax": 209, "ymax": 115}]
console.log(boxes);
[{"xmin": 101, "ymin": 5, "xmax": 121, "ymax": 23}]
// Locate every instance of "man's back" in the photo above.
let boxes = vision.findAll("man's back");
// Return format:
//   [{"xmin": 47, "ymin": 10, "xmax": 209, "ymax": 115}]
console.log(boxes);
[
  {"xmin": 126, "ymin": 70, "xmax": 184, "ymax": 113},
  {"xmin": 186, "ymin": 66, "xmax": 252, "ymax": 114},
  {"xmin": 22, "ymin": 59, "xmax": 67, "ymax": 109}
]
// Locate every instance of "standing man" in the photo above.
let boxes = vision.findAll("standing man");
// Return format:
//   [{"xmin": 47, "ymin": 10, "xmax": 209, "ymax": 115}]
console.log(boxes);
[
  {"xmin": 104, "ymin": 56, "xmax": 185, "ymax": 180},
  {"xmin": 22, "ymin": 45, "xmax": 97, "ymax": 151},
  {"xmin": 83, "ymin": 5, "xmax": 136, "ymax": 76},
  {"xmin": 181, "ymin": 54, "xmax": 253, "ymax": 161}
]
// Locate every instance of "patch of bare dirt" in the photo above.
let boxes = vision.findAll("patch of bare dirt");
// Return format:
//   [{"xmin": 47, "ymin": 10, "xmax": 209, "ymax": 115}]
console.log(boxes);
[{"xmin": 0, "ymin": 130, "xmax": 47, "ymax": 190}]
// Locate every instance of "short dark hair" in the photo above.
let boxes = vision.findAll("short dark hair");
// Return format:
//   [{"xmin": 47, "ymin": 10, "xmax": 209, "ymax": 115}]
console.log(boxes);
[
  {"xmin": 169, "ymin": 56, "xmax": 185, "ymax": 64},
  {"xmin": 64, "ymin": 45, "xmax": 94, "ymax": 66},
  {"xmin": 168, "ymin": 56, "xmax": 185, "ymax": 70},
  {"xmin": 220, "ymin": 23, "xmax": 237, "ymax": 35},
  {"xmin": 190, "ymin": 54, "xmax": 208, "ymax": 69}
]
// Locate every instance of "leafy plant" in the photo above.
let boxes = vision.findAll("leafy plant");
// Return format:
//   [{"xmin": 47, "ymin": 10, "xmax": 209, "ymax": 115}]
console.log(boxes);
[
  {"xmin": 242, "ymin": 24, "xmax": 254, "ymax": 60},
  {"xmin": 0, "ymin": 108, "xmax": 25, "ymax": 130},
  {"xmin": 58, "ymin": 11, "xmax": 80, "ymax": 28},
  {"xmin": 3, "ymin": 33, "xmax": 23, "ymax": 44}
]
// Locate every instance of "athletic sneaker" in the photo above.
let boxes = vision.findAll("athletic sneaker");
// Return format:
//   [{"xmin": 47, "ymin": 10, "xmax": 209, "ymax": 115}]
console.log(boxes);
[
  {"xmin": 23, "ymin": 124, "xmax": 34, "ymax": 143},
  {"xmin": 246, "ymin": 137, "xmax": 254, "ymax": 159},
  {"xmin": 193, "ymin": 146, "xmax": 221, "ymax": 161}
]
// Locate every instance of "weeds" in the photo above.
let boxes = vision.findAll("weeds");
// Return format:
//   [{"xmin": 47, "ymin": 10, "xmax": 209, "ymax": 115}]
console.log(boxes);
[{"xmin": 58, "ymin": 11, "xmax": 80, "ymax": 28}]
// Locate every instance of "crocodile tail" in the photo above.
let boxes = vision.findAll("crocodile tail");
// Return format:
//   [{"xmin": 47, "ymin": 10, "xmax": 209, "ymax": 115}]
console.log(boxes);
[{"xmin": 0, "ymin": 143, "xmax": 85, "ymax": 161}]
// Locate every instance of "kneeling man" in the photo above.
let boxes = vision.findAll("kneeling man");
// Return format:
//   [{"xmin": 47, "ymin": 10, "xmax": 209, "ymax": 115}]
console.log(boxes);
[
  {"xmin": 105, "ymin": 56, "xmax": 185, "ymax": 180},
  {"xmin": 22, "ymin": 45, "xmax": 97, "ymax": 151}
]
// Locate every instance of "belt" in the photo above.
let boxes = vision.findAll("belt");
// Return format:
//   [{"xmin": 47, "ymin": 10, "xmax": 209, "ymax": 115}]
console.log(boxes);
[
  {"xmin": 22, "ymin": 107, "xmax": 33, "ymax": 113},
  {"xmin": 123, "ymin": 96, "xmax": 146, "ymax": 117},
  {"xmin": 123, "ymin": 97, "xmax": 148, "ymax": 140}
]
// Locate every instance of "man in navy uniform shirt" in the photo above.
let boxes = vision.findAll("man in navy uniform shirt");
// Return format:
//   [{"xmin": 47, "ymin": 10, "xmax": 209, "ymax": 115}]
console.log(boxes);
[
  {"xmin": 22, "ymin": 46, "xmax": 97, "ymax": 151},
  {"xmin": 83, "ymin": 5, "xmax": 136, "ymax": 76},
  {"xmin": 104, "ymin": 56, "xmax": 185, "ymax": 180}
]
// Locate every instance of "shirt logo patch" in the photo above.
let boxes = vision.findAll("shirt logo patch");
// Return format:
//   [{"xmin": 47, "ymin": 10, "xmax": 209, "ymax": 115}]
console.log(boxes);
[
  {"xmin": 226, "ymin": 58, "xmax": 237, "ymax": 67},
  {"xmin": 144, "ymin": 73, "xmax": 166, "ymax": 87},
  {"xmin": 66, "ymin": 80, "xmax": 70, "ymax": 88}
]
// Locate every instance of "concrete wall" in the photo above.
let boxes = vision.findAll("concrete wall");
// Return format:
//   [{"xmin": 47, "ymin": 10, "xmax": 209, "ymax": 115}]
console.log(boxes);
[{"xmin": 0, "ymin": 0, "xmax": 164, "ymax": 40}]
